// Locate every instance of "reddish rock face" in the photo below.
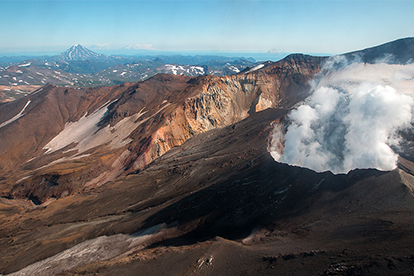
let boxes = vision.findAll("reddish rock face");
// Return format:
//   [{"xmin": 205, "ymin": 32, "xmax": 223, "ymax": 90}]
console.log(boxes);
[
  {"xmin": 1, "ymin": 50, "xmax": 414, "ymax": 276},
  {"xmin": 0, "ymin": 54, "xmax": 332, "ymax": 274},
  {"xmin": 2, "ymin": 39, "xmax": 414, "ymax": 276},
  {"xmin": 0, "ymin": 54, "xmax": 325, "ymax": 204}
]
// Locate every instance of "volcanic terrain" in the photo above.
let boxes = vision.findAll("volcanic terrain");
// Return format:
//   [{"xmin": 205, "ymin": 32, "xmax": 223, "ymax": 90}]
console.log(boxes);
[{"xmin": 1, "ymin": 38, "xmax": 414, "ymax": 275}]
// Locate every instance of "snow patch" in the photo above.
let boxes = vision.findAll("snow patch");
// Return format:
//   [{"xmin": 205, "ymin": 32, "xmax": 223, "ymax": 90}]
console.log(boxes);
[
  {"xmin": 16, "ymin": 175, "xmax": 32, "ymax": 184},
  {"xmin": 0, "ymin": 100, "xmax": 31, "ymax": 129},
  {"xmin": 8, "ymin": 224, "xmax": 168, "ymax": 276},
  {"xmin": 18, "ymin": 62, "xmax": 31, "ymax": 67},
  {"xmin": 43, "ymin": 104, "xmax": 148, "ymax": 155},
  {"xmin": 190, "ymin": 66, "xmax": 205, "ymax": 74},
  {"xmin": 31, "ymin": 87, "xmax": 43, "ymax": 95},
  {"xmin": 165, "ymin": 64, "xmax": 185, "ymax": 75},
  {"xmin": 43, "ymin": 102, "xmax": 112, "ymax": 153},
  {"xmin": 245, "ymin": 64, "xmax": 264, "ymax": 74},
  {"xmin": 35, "ymin": 154, "xmax": 92, "ymax": 172},
  {"xmin": 228, "ymin": 66, "xmax": 240, "ymax": 73}
]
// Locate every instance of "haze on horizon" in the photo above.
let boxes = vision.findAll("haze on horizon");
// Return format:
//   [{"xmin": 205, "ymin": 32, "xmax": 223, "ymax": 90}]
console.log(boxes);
[{"xmin": 0, "ymin": 0, "xmax": 413, "ymax": 58}]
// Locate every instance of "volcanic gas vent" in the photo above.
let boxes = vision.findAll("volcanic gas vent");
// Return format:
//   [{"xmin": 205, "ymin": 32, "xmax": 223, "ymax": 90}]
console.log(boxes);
[{"xmin": 270, "ymin": 56, "xmax": 414, "ymax": 173}]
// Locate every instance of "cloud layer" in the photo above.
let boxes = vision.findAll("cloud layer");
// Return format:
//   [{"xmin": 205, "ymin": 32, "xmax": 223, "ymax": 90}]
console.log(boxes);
[{"xmin": 271, "ymin": 57, "xmax": 414, "ymax": 174}]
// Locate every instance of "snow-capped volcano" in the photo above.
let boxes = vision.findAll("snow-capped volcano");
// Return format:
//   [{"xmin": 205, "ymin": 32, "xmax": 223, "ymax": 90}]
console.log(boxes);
[{"xmin": 54, "ymin": 44, "xmax": 108, "ymax": 61}]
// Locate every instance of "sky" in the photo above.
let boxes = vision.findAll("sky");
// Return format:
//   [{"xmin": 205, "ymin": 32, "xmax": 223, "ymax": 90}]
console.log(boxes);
[{"xmin": 1, "ymin": 0, "xmax": 414, "ymax": 58}]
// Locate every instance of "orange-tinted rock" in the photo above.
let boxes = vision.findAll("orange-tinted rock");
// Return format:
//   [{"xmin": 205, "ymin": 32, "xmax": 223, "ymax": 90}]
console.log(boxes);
[{"xmin": 0, "ymin": 54, "xmax": 325, "ymax": 203}]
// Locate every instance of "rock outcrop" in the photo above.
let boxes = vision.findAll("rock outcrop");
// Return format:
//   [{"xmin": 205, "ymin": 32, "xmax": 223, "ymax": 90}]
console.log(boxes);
[
  {"xmin": 0, "ymin": 54, "xmax": 324, "ymax": 204},
  {"xmin": 2, "ymin": 40, "xmax": 414, "ymax": 276}
]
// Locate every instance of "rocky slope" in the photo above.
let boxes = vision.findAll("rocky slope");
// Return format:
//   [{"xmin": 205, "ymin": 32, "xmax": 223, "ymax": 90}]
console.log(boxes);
[
  {"xmin": 344, "ymin": 37, "xmax": 414, "ymax": 64},
  {"xmin": 1, "ymin": 108, "xmax": 414, "ymax": 275},
  {"xmin": 0, "ymin": 54, "xmax": 324, "ymax": 205},
  {"xmin": 1, "ymin": 38, "xmax": 414, "ymax": 275}
]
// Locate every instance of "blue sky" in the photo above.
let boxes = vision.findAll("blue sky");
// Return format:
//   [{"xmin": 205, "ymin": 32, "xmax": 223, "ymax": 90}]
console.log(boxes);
[{"xmin": 1, "ymin": 0, "xmax": 413, "ymax": 58}]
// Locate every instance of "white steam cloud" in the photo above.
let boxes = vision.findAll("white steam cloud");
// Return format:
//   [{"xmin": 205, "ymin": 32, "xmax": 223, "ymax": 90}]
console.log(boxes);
[{"xmin": 271, "ymin": 56, "xmax": 414, "ymax": 174}]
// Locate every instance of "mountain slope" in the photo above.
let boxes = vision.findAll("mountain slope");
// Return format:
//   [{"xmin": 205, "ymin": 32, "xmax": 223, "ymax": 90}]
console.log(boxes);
[
  {"xmin": 2, "ymin": 108, "xmax": 414, "ymax": 275},
  {"xmin": 343, "ymin": 37, "xmax": 414, "ymax": 64},
  {"xmin": 0, "ymin": 54, "xmax": 324, "ymax": 205},
  {"xmin": 53, "ymin": 44, "xmax": 109, "ymax": 61},
  {"xmin": 43, "ymin": 44, "xmax": 123, "ymax": 74},
  {"xmin": 1, "ymin": 38, "xmax": 414, "ymax": 275}
]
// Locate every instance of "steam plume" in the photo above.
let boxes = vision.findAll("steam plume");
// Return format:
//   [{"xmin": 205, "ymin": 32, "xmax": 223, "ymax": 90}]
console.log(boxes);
[{"xmin": 271, "ymin": 56, "xmax": 414, "ymax": 173}]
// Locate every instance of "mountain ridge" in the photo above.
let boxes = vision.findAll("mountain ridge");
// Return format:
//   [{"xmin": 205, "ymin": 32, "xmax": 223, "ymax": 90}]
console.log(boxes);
[
  {"xmin": 1, "ymin": 37, "xmax": 414, "ymax": 275},
  {"xmin": 343, "ymin": 37, "xmax": 414, "ymax": 63},
  {"xmin": 0, "ymin": 53, "xmax": 323, "ymax": 204},
  {"xmin": 2, "ymin": 37, "xmax": 412, "ymax": 102},
  {"xmin": 0, "ymin": 45, "xmax": 258, "ymax": 96}
]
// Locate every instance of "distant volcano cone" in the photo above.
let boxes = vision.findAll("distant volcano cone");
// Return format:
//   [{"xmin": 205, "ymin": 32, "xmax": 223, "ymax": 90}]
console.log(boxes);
[{"xmin": 54, "ymin": 44, "xmax": 108, "ymax": 61}]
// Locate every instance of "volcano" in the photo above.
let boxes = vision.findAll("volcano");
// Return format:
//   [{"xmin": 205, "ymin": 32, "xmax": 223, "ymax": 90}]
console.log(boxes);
[
  {"xmin": 1, "ymin": 38, "xmax": 414, "ymax": 275},
  {"xmin": 53, "ymin": 44, "xmax": 109, "ymax": 61}
]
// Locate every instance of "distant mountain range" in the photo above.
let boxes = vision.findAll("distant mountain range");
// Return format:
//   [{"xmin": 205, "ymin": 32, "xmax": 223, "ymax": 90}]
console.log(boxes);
[
  {"xmin": 0, "ymin": 44, "xmax": 257, "ymax": 75},
  {"xmin": 0, "ymin": 45, "xmax": 259, "ymax": 102},
  {"xmin": 1, "ymin": 38, "xmax": 414, "ymax": 103}
]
